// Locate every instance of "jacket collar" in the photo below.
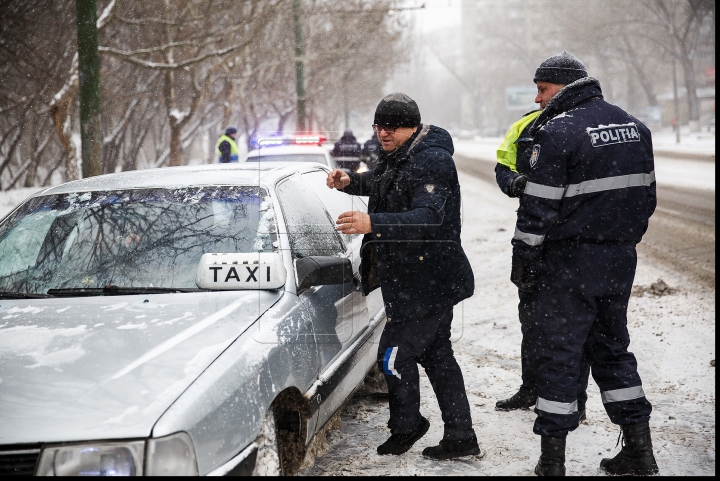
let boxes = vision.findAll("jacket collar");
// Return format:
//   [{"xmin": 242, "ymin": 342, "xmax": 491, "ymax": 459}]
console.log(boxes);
[{"xmin": 529, "ymin": 77, "xmax": 603, "ymax": 136}]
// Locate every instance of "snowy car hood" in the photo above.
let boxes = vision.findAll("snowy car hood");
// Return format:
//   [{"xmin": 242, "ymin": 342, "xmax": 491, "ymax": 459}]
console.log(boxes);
[{"xmin": 0, "ymin": 291, "xmax": 281, "ymax": 445}]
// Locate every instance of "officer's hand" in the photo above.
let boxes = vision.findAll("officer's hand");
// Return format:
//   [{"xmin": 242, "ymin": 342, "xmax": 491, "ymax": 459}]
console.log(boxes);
[
  {"xmin": 327, "ymin": 169, "xmax": 351, "ymax": 190},
  {"xmin": 509, "ymin": 174, "xmax": 527, "ymax": 198},
  {"xmin": 511, "ymin": 252, "xmax": 541, "ymax": 291},
  {"xmin": 336, "ymin": 211, "xmax": 372, "ymax": 235}
]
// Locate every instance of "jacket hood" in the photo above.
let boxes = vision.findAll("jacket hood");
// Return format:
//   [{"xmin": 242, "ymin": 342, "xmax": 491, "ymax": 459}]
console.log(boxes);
[
  {"xmin": 408, "ymin": 124, "xmax": 454, "ymax": 156},
  {"xmin": 0, "ymin": 291, "xmax": 281, "ymax": 444},
  {"xmin": 530, "ymin": 77, "xmax": 603, "ymax": 135}
]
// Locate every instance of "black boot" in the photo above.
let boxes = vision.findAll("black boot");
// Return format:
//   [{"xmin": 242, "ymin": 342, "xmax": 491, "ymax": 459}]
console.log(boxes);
[
  {"xmin": 422, "ymin": 435, "xmax": 482, "ymax": 460},
  {"xmin": 578, "ymin": 409, "xmax": 586, "ymax": 423},
  {"xmin": 534, "ymin": 436, "xmax": 566, "ymax": 476},
  {"xmin": 600, "ymin": 422, "xmax": 659, "ymax": 475},
  {"xmin": 495, "ymin": 386, "xmax": 537, "ymax": 411},
  {"xmin": 377, "ymin": 415, "xmax": 430, "ymax": 455}
]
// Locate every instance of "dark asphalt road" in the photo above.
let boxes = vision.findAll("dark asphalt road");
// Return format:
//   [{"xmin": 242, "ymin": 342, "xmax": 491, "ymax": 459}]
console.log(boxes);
[{"xmin": 454, "ymin": 153, "xmax": 716, "ymax": 289}]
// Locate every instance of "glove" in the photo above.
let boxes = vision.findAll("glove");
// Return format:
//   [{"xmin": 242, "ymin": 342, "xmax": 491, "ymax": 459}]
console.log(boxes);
[
  {"xmin": 509, "ymin": 174, "xmax": 527, "ymax": 198},
  {"xmin": 511, "ymin": 251, "xmax": 541, "ymax": 291}
]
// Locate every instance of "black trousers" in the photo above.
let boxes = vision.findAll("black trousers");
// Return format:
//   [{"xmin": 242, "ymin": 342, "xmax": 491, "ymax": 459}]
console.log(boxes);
[
  {"xmin": 533, "ymin": 242, "xmax": 652, "ymax": 438},
  {"xmin": 377, "ymin": 307, "xmax": 475, "ymax": 441},
  {"xmin": 519, "ymin": 289, "xmax": 591, "ymax": 412}
]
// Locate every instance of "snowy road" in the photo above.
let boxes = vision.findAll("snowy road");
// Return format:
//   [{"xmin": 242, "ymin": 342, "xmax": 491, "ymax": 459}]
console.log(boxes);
[{"xmin": 300, "ymin": 153, "xmax": 715, "ymax": 476}]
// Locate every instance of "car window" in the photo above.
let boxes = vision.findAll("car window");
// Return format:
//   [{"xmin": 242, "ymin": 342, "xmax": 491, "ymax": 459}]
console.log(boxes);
[
  {"xmin": 276, "ymin": 174, "xmax": 344, "ymax": 258},
  {"xmin": 0, "ymin": 187, "xmax": 276, "ymax": 293},
  {"xmin": 247, "ymin": 154, "xmax": 328, "ymax": 165},
  {"xmin": 302, "ymin": 170, "xmax": 366, "ymax": 245}
]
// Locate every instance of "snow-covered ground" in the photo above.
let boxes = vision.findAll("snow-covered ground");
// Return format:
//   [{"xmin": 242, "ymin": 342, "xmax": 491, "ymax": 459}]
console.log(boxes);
[{"xmin": 300, "ymin": 170, "xmax": 715, "ymax": 476}]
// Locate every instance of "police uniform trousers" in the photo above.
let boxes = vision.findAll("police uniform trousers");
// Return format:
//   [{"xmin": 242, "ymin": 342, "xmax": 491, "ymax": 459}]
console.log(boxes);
[
  {"xmin": 533, "ymin": 241, "xmax": 652, "ymax": 438},
  {"xmin": 519, "ymin": 289, "xmax": 591, "ymax": 411},
  {"xmin": 377, "ymin": 307, "xmax": 475, "ymax": 441}
]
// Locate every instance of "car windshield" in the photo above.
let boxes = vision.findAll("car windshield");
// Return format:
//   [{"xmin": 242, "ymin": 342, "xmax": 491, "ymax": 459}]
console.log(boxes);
[
  {"xmin": 247, "ymin": 154, "xmax": 327, "ymax": 164},
  {"xmin": 0, "ymin": 186, "xmax": 276, "ymax": 294}
]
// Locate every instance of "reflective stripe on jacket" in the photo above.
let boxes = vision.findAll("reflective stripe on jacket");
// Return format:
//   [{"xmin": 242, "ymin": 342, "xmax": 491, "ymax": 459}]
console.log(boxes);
[{"xmin": 216, "ymin": 134, "xmax": 239, "ymax": 162}]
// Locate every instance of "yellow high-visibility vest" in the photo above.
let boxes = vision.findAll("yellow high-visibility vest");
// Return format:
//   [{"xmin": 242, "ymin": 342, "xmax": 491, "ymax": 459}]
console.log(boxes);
[
  {"xmin": 496, "ymin": 110, "xmax": 541, "ymax": 172},
  {"xmin": 216, "ymin": 134, "xmax": 240, "ymax": 162}
]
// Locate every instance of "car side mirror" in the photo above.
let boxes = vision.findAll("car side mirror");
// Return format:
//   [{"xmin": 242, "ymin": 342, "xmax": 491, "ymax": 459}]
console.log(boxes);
[{"xmin": 294, "ymin": 256, "xmax": 353, "ymax": 294}]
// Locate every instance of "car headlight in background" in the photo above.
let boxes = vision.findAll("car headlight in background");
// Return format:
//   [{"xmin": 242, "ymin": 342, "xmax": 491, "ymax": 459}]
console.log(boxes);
[{"xmin": 35, "ymin": 432, "xmax": 198, "ymax": 476}]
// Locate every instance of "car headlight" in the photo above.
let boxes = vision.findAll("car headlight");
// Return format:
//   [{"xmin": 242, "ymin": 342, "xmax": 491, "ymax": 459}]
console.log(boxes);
[
  {"xmin": 35, "ymin": 441, "xmax": 145, "ymax": 476},
  {"xmin": 145, "ymin": 432, "xmax": 198, "ymax": 476},
  {"xmin": 35, "ymin": 432, "xmax": 198, "ymax": 476}
]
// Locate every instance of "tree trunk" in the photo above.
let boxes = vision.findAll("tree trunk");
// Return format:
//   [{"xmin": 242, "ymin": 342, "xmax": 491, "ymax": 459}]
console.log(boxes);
[
  {"xmin": 680, "ymin": 54, "xmax": 701, "ymax": 132},
  {"xmin": 168, "ymin": 122, "xmax": 184, "ymax": 167},
  {"xmin": 76, "ymin": 0, "xmax": 103, "ymax": 177}
]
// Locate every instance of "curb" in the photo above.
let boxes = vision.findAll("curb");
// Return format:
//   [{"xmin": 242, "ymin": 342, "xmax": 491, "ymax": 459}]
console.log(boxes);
[{"xmin": 653, "ymin": 149, "xmax": 715, "ymax": 162}]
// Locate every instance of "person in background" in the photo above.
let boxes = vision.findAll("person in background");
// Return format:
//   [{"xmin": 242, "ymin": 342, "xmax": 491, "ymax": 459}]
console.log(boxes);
[
  {"xmin": 216, "ymin": 126, "xmax": 239, "ymax": 163},
  {"xmin": 362, "ymin": 131, "xmax": 382, "ymax": 170},
  {"xmin": 330, "ymin": 130, "xmax": 363, "ymax": 172}
]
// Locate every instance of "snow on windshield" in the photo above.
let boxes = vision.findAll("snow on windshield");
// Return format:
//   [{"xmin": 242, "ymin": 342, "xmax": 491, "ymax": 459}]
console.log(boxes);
[{"xmin": 0, "ymin": 186, "xmax": 277, "ymax": 293}]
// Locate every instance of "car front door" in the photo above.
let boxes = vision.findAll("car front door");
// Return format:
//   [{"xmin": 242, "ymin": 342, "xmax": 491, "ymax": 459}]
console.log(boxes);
[{"xmin": 275, "ymin": 172, "xmax": 370, "ymax": 431}]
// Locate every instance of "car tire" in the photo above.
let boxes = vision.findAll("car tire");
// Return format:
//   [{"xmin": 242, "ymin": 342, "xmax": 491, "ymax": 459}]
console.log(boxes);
[{"xmin": 251, "ymin": 409, "xmax": 283, "ymax": 476}]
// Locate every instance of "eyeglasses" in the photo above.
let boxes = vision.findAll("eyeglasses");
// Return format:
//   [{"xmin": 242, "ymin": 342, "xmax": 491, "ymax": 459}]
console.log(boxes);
[{"xmin": 372, "ymin": 124, "xmax": 397, "ymax": 134}]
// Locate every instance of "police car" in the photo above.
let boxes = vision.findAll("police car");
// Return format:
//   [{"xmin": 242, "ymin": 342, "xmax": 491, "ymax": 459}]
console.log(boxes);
[
  {"xmin": 244, "ymin": 135, "xmax": 338, "ymax": 170},
  {"xmin": 0, "ymin": 162, "xmax": 385, "ymax": 476}
]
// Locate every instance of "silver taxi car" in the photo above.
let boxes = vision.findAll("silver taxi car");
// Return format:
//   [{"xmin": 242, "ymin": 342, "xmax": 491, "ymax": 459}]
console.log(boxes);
[{"xmin": 0, "ymin": 163, "xmax": 385, "ymax": 476}]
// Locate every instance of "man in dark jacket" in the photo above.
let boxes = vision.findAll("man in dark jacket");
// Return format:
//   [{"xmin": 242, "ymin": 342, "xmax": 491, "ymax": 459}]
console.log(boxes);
[
  {"xmin": 362, "ymin": 131, "xmax": 382, "ymax": 170},
  {"xmin": 511, "ymin": 52, "xmax": 659, "ymax": 476},
  {"xmin": 330, "ymin": 130, "xmax": 362, "ymax": 172},
  {"xmin": 326, "ymin": 93, "xmax": 479, "ymax": 460}
]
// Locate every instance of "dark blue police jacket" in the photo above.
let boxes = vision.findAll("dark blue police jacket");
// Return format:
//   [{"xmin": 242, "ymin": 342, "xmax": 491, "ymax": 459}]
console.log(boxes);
[
  {"xmin": 342, "ymin": 124, "xmax": 474, "ymax": 321},
  {"xmin": 512, "ymin": 77, "xmax": 657, "ymax": 260}
]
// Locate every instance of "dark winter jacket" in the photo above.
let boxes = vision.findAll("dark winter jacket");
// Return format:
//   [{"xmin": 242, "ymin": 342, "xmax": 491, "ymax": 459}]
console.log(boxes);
[
  {"xmin": 512, "ymin": 77, "xmax": 657, "ymax": 260},
  {"xmin": 341, "ymin": 124, "xmax": 474, "ymax": 321},
  {"xmin": 362, "ymin": 133, "xmax": 382, "ymax": 170},
  {"xmin": 330, "ymin": 132, "xmax": 362, "ymax": 158}
]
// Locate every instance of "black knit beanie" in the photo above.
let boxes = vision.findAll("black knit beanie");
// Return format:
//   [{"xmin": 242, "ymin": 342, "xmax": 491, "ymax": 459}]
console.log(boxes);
[
  {"xmin": 534, "ymin": 51, "xmax": 587, "ymax": 85},
  {"xmin": 373, "ymin": 93, "xmax": 421, "ymax": 128}
]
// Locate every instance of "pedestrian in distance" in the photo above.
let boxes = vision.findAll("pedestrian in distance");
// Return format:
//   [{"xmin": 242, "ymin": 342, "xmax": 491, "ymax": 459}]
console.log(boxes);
[
  {"xmin": 216, "ymin": 126, "xmax": 239, "ymax": 163},
  {"xmin": 326, "ymin": 93, "xmax": 480, "ymax": 460},
  {"xmin": 494, "ymin": 88, "xmax": 590, "ymax": 421},
  {"xmin": 362, "ymin": 131, "xmax": 382, "ymax": 170},
  {"xmin": 511, "ymin": 51, "xmax": 659, "ymax": 476},
  {"xmin": 330, "ymin": 129, "xmax": 363, "ymax": 172}
]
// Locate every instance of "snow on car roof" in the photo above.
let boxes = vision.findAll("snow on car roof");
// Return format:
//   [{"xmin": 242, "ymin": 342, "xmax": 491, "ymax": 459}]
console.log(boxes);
[{"xmin": 34, "ymin": 163, "xmax": 327, "ymax": 196}]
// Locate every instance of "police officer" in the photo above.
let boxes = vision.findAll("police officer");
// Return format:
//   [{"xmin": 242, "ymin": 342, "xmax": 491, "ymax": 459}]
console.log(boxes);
[
  {"xmin": 362, "ymin": 131, "xmax": 382, "ymax": 170},
  {"xmin": 494, "ymin": 107, "xmax": 590, "ymax": 420},
  {"xmin": 326, "ymin": 93, "xmax": 479, "ymax": 460},
  {"xmin": 330, "ymin": 130, "xmax": 363, "ymax": 172},
  {"xmin": 511, "ymin": 51, "xmax": 659, "ymax": 476},
  {"xmin": 216, "ymin": 126, "xmax": 239, "ymax": 163}
]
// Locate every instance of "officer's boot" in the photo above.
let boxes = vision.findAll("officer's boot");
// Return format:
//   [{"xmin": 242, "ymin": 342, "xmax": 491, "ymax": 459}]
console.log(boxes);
[
  {"xmin": 534, "ymin": 435, "xmax": 566, "ymax": 476},
  {"xmin": 600, "ymin": 422, "xmax": 659, "ymax": 475},
  {"xmin": 495, "ymin": 385, "xmax": 537, "ymax": 411}
]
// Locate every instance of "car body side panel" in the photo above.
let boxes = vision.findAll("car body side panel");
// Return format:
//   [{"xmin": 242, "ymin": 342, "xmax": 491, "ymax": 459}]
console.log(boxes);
[{"xmin": 151, "ymin": 291, "xmax": 319, "ymax": 475}]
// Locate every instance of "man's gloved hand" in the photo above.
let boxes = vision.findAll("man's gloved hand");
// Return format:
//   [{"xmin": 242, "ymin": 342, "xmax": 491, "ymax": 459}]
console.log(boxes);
[
  {"xmin": 509, "ymin": 174, "xmax": 527, "ymax": 198},
  {"xmin": 511, "ymin": 250, "xmax": 541, "ymax": 291}
]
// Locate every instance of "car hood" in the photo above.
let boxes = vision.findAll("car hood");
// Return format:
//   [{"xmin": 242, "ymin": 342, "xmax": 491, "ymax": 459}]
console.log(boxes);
[{"xmin": 0, "ymin": 291, "xmax": 282, "ymax": 445}]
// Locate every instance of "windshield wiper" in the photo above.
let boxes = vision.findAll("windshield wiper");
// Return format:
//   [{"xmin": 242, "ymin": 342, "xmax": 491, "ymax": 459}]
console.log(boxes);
[
  {"xmin": 0, "ymin": 291, "xmax": 55, "ymax": 300},
  {"xmin": 47, "ymin": 286, "xmax": 204, "ymax": 297}
]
